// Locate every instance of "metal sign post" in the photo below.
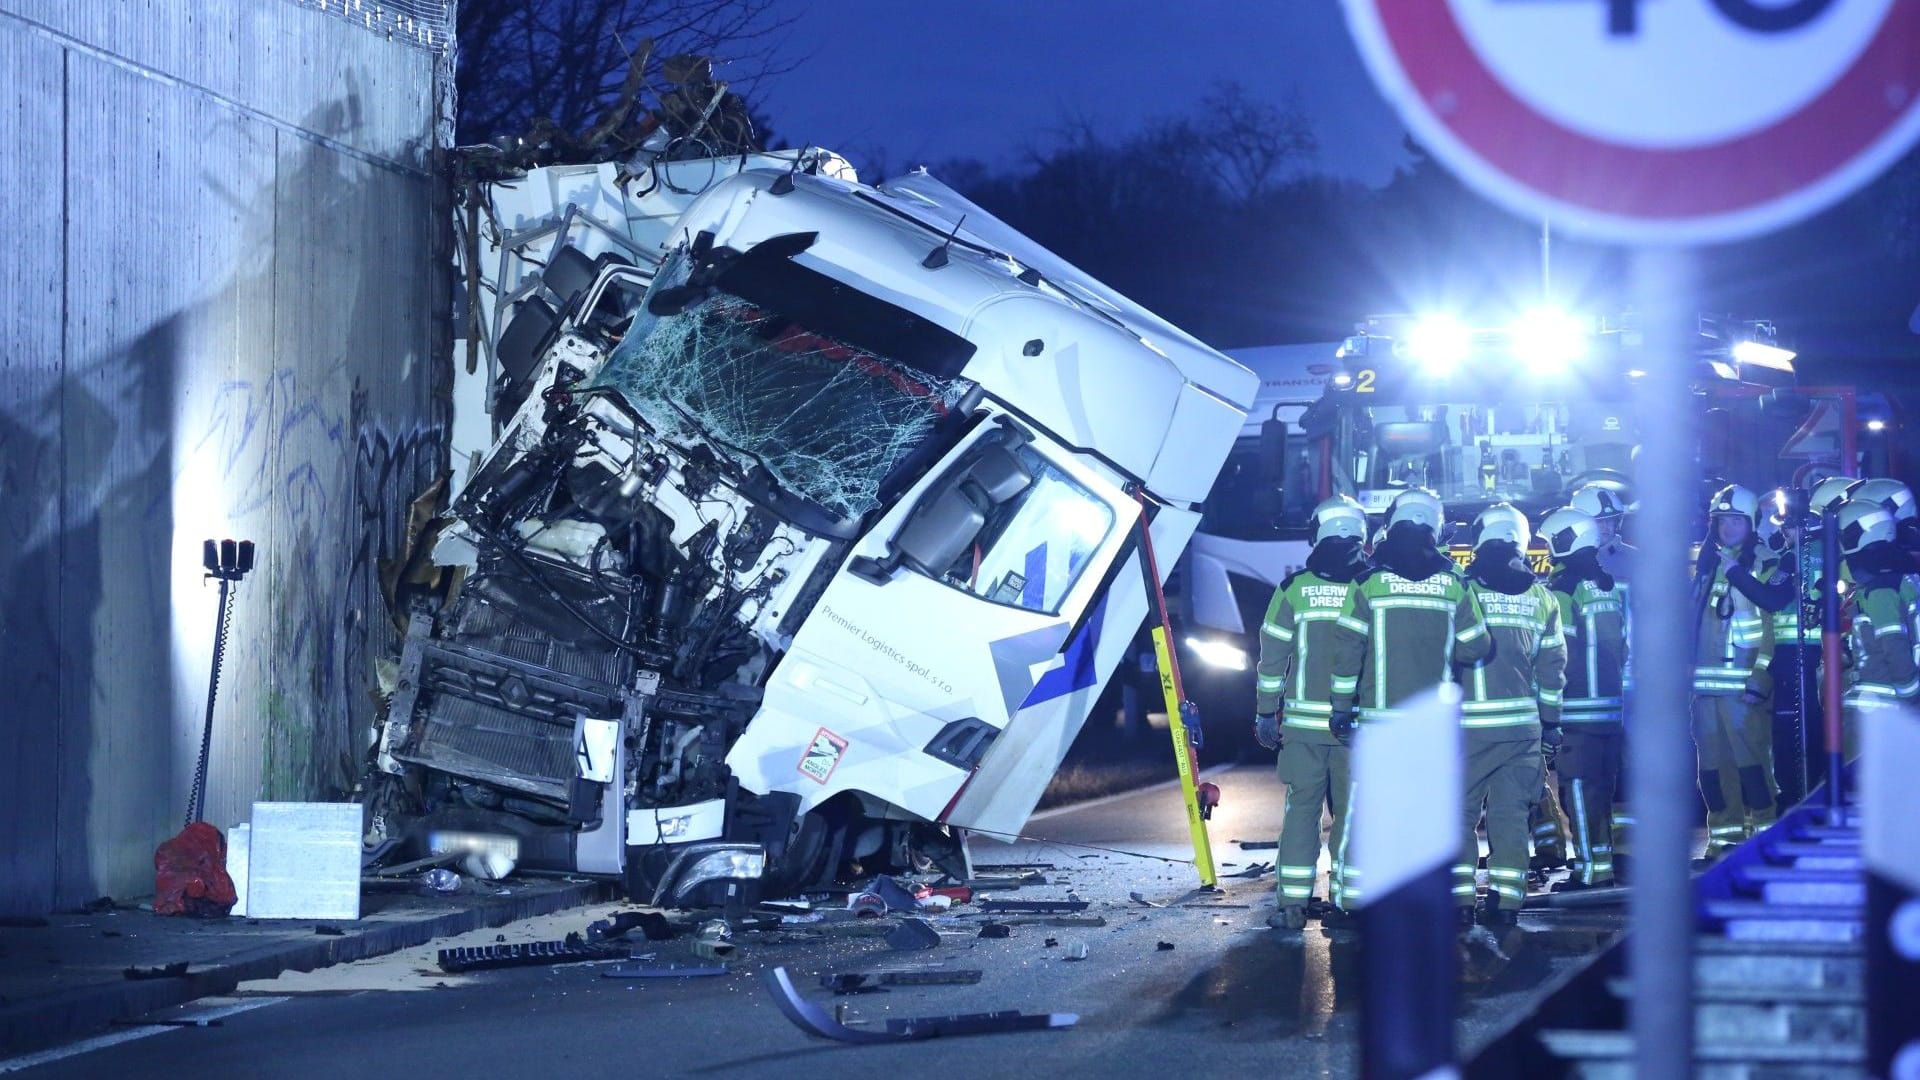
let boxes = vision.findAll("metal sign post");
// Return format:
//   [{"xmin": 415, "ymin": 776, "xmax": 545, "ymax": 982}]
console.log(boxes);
[
  {"xmin": 1862, "ymin": 707, "xmax": 1920, "ymax": 1078},
  {"xmin": 1354, "ymin": 686, "xmax": 1464, "ymax": 1080}
]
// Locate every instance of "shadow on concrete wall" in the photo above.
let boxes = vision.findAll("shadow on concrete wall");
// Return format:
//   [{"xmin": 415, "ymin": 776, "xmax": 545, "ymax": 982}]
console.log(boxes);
[{"xmin": 0, "ymin": 72, "xmax": 445, "ymax": 914}]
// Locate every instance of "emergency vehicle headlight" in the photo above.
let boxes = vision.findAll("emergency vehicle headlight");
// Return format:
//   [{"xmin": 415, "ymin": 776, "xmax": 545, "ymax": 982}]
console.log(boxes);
[
  {"xmin": 1184, "ymin": 637, "xmax": 1249, "ymax": 671},
  {"xmin": 1510, "ymin": 307, "xmax": 1589, "ymax": 372},
  {"xmin": 1406, "ymin": 314, "xmax": 1469, "ymax": 374},
  {"xmin": 1867, "ymin": 419, "xmax": 1887, "ymax": 433},
  {"xmin": 1732, "ymin": 340, "xmax": 1795, "ymax": 372}
]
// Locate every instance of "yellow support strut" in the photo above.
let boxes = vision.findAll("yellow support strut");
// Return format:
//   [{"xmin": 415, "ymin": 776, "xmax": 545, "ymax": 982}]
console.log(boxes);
[{"xmin": 1133, "ymin": 494, "xmax": 1219, "ymax": 889}]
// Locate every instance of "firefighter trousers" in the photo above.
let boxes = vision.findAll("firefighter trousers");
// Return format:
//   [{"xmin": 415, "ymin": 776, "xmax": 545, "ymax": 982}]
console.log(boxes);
[
  {"xmin": 1276, "ymin": 735, "xmax": 1351, "ymax": 911},
  {"xmin": 1767, "ymin": 645, "xmax": 1824, "ymax": 809},
  {"xmin": 1530, "ymin": 779, "xmax": 1569, "ymax": 866},
  {"xmin": 1455, "ymin": 734, "xmax": 1543, "ymax": 911},
  {"xmin": 1556, "ymin": 726, "xmax": 1623, "ymax": 885},
  {"xmin": 1692, "ymin": 693, "xmax": 1778, "ymax": 855}
]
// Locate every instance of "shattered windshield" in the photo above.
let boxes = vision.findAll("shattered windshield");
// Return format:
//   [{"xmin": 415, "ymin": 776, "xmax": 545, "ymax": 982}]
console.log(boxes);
[{"xmin": 594, "ymin": 252, "xmax": 973, "ymax": 521}]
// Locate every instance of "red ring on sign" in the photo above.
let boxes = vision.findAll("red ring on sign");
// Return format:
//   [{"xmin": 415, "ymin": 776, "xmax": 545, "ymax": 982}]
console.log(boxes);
[{"xmin": 1380, "ymin": 0, "xmax": 1920, "ymax": 219}]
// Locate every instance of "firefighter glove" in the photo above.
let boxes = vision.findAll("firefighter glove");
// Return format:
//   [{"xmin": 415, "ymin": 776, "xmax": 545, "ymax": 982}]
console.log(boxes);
[
  {"xmin": 1254, "ymin": 713, "xmax": 1281, "ymax": 751},
  {"xmin": 1329, "ymin": 709, "xmax": 1358, "ymax": 745},
  {"xmin": 1541, "ymin": 725, "xmax": 1564, "ymax": 769}
]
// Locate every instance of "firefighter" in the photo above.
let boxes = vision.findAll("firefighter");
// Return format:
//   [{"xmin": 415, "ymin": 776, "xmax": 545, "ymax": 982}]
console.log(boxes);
[
  {"xmin": 1539, "ymin": 506, "xmax": 1628, "ymax": 890},
  {"xmin": 1569, "ymin": 481, "xmax": 1636, "ymax": 581},
  {"xmin": 1569, "ymin": 481, "xmax": 1636, "ymax": 869},
  {"xmin": 1254, "ymin": 495, "xmax": 1373, "ymax": 930},
  {"xmin": 1325, "ymin": 488, "xmax": 1492, "ymax": 913},
  {"xmin": 1849, "ymin": 477, "xmax": 1920, "ymax": 562},
  {"xmin": 1456, "ymin": 504, "xmax": 1568, "ymax": 925},
  {"xmin": 1836, "ymin": 498, "xmax": 1920, "ymax": 757},
  {"xmin": 1810, "ymin": 474, "xmax": 1857, "ymax": 520},
  {"xmin": 1758, "ymin": 487, "xmax": 1823, "ymax": 807},
  {"xmin": 1692, "ymin": 484, "xmax": 1780, "ymax": 862}
]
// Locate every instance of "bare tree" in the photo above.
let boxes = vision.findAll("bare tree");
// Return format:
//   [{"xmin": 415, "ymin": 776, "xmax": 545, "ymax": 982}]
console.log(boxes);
[
  {"xmin": 1195, "ymin": 81, "xmax": 1318, "ymax": 201},
  {"xmin": 455, "ymin": 0, "xmax": 800, "ymax": 146}
]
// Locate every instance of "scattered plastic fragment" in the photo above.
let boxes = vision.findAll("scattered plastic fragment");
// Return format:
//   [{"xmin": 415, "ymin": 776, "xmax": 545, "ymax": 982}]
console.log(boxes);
[
  {"xmin": 1128, "ymin": 891, "xmax": 1165, "ymax": 908},
  {"xmin": 314, "ymin": 924, "xmax": 345, "ymax": 936},
  {"xmin": 918, "ymin": 895, "xmax": 953, "ymax": 913},
  {"xmin": 846, "ymin": 891, "xmax": 887, "ymax": 918},
  {"xmin": 885, "ymin": 917, "xmax": 941, "ymax": 951},
  {"xmin": 978, "ymin": 923, "xmax": 1011, "ymax": 939},
  {"xmin": 691, "ymin": 920, "xmax": 736, "ymax": 961},
  {"xmin": 421, "ymin": 868, "xmax": 461, "ymax": 893},
  {"xmin": 602, "ymin": 961, "xmax": 726, "ymax": 979},
  {"xmin": 764, "ymin": 967, "xmax": 1077, "ymax": 1043},
  {"xmin": 1156, "ymin": 941, "xmax": 1175, "ymax": 951},
  {"xmin": 437, "ymin": 939, "xmax": 618, "ymax": 973},
  {"xmin": 978, "ymin": 900, "xmax": 1089, "ymax": 914},
  {"xmin": 1234, "ymin": 840, "xmax": 1279, "ymax": 850},
  {"xmin": 123, "ymin": 961, "xmax": 189, "ymax": 981},
  {"xmin": 587, "ymin": 910, "xmax": 676, "ymax": 942},
  {"xmin": 1060, "ymin": 941, "xmax": 1089, "ymax": 960}
]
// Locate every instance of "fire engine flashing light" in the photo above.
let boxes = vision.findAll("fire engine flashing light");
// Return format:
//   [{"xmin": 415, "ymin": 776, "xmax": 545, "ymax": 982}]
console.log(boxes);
[
  {"xmin": 1406, "ymin": 314, "xmax": 1470, "ymax": 373},
  {"xmin": 1511, "ymin": 307, "xmax": 1590, "ymax": 373},
  {"xmin": 1732, "ymin": 340, "xmax": 1796, "ymax": 371}
]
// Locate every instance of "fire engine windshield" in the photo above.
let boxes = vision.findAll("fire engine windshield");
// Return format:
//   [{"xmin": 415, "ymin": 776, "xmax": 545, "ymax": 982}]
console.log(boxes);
[
  {"xmin": 594, "ymin": 249, "xmax": 976, "ymax": 522},
  {"xmin": 1350, "ymin": 397, "xmax": 1639, "ymax": 516}
]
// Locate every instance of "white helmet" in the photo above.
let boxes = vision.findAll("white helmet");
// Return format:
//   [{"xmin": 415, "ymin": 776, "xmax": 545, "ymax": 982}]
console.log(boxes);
[
  {"xmin": 1471, "ymin": 502, "xmax": 1532, "ymax": 551},
  {"xmin": 1569, "ymin": 482, "xmax": 1632, "ymax": 521},
  {"xmin": 1539, "ymin": 507, "xmax": 1600, "ymax": 559},
  {"xmin": 1708, "ymin": 484, "xmax": 1760, "ymax": 526},
  {"xmin": 1837, "ymin": 497, "xmax": 1897, "ymax": 555},
  {"xmin": 1308, "ymin": 495, "xmax": 1369, "ymax": 545},
  {"xmin": 1385, "ymin": 488, "xmax": 1444, "ymax": 532},
  {"xmin": 1848, "ymin": 478, "xmax": 1916, "ymax": 523},
  {"xmin": 1810, "ymin": 475, "xmax": 1855, "ymax": 517}
]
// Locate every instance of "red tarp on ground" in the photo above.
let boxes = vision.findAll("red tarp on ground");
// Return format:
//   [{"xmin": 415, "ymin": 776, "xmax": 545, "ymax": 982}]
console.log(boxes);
[{"xmin": 153, "ymin": 822, "xmax": 237, "ymax": 917}]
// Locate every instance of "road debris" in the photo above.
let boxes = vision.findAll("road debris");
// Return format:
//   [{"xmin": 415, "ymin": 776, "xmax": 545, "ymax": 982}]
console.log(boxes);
[
  {"xmin": 436, "ymin": 938, "xmax": 618, "ymax": 973},
  {"xmin": 1128, "ymin": 891, "xmax": 1165, "ymax": 908},
  {"xmin": 885, "ymin": 917, "xmax": 941, "ymax": 951},
  {"xmin": 765, "ymin": 967, "xmax": 1077, "ymax": 1044},
  {"xmin": 1157, "ymin": 941, "xmax": 1176, "ymax": 951},
  {"xmin": 1224, "ymin": 862, "xmax": 1274, "ymax": 879},
  {"xmin": 1234, "ymin": 840, "xmax": 1279, "ymax": 850},
  {"xmin": 1060, "ymin": 940, "xmax": 1089, "ymax": 960},
  {"xmin": 601, "ymin": 961, "xmax": 727, "ymax": 979},
  {"xmin": 978, "ymin": 923, "xmax": 1012, "ymax": 939},
  {"xmin": 846, "ymin": 891, "xmax": 888, "ymax": 918},
  {"xmin": 313, "ymin": 924, "xmax": 345, "ymax": 936},
  {"xmin": 587, "ymin": 910, "xmax": 676, "ymax": 942},
  {"xmin": 821, "ymin": 969, "xmax": 984, "ymax": 994},
  {"xmin": 977, "ymin": 900, "xmax": 1089, "ymax": 914},
  {"xmin": 123, "ymin": 961, "xmax": 189, "ymax": 980},
  {"xmin": 690, "ymin": 920, "xmax": 736, "ymax": 961},
  {"xmin": 421, "ymin": 869, "xmax": 461, "ymax": 893}
]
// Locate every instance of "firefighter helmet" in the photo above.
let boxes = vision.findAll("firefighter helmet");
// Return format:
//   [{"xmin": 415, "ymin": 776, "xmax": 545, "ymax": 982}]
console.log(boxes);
[
  {"xmin": 1540, "ymin": 507, "xmax": 1601, "ymax": 559},
  {"xmin": 1471, "ymin": 502, "xmax": 1532, "ymax": 551},
  {"xmin": 1810, "ymin": 474, "xmax": 1855, "ymax": 517},
  {"xmin": 1709, "ymin": 484, "xmax": 1761, "ymax": 526},
  {"xmin": 1837, "ymin": 498, "xmax": 1897, "ymax": 555},
  {"xmin": 1385, "ymin": 488, "xmax": 1444, "ymax": 533},
  {"xmin": 1569, "ymin": 482, "xmax": 1632, "ymax": 520},
  {"xmin": 1847, "ymin": 477, "xmax": 1916, "ymax": 523},
  {"xmin": 1308, "ymin": 495, "xmax": 1369, "ymax": 545}
]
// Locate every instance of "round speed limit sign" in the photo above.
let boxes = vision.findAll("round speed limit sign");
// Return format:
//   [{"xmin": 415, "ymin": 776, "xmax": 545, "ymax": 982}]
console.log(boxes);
[{"xmin": 1342, "ymin": 0, "xmax": 1920, "ymax": 243}]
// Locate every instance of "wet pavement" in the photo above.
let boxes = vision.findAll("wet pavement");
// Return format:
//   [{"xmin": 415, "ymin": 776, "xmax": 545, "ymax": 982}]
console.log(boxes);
[{"xmin": 2, "ymin": 766, "xmax": 1626, "ymax": 1078}]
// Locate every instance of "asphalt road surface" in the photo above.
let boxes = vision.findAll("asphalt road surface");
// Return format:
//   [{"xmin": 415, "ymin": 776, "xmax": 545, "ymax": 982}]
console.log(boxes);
[{"xmin": 9, "ymin": 765, "xmax": 1622, "ymax": 1079}]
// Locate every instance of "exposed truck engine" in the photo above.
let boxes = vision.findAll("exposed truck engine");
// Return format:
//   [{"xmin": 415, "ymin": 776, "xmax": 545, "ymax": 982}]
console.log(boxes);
[{"xmin": 364, "ymin": 145, "xmax": 1258, "ymax": 906}]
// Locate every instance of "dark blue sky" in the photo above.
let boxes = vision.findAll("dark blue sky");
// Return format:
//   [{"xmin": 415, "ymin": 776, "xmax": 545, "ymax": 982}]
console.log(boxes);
[{"xmin": 755, "ymin": 0, "xmax": 1411, "ymax": 185}]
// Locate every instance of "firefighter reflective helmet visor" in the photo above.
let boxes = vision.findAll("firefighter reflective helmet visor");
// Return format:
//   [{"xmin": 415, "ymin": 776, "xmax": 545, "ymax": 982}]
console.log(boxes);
[
  {"xmin": 1837, "ymin": 498, "xmax": 1896, "ymax": 555},
  {"xmin": 1471, "ymin": 502, "xmax": 1532, "ymax": 551},
  {"xmin": 1540, "ymin": 507, "xmax": 1601, "ymax": 559},
  {"xmin": 1709, "ymin": 484, "xmax": 1760, "ymax": 526},
  {"xmin": 1385, "ymin": 488, "xmax": 1444, "ymax": 532},
  {"xmin": 1569, "ymin": 483, "xmax": 1630, "ymax": 520},
  {"xmin": 1810, "ymin": 475, "xmax": 1855, "ymax": 517},
  {"xmin": 1847, "ymin": 478, "xmax": 1916, "ymax": 523},
  {"xmin": 1308, "ymin": 494, "xmax": 1369, "ymax": 545}
]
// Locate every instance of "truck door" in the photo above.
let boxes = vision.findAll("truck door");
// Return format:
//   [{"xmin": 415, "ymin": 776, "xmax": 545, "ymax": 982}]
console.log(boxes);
[{"xmin": 724, "ymin": 414, "xmax": 1135, "ymax": 821}]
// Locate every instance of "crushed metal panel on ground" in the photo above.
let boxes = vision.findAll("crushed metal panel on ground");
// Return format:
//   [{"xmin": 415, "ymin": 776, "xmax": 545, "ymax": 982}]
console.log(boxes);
[{"xmin": 245, "ymin": 803, "xmax": 362, "ymax": 920}]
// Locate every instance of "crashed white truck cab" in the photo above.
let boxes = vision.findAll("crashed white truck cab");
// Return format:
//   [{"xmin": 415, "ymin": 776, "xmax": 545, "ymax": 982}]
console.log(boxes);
[{"xmin": 371, "ymin": 147, "xmax": 1256, "ymax": 905}]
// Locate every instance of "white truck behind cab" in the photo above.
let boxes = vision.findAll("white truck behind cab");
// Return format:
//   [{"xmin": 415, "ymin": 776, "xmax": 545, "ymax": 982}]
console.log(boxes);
[{"xmin": 366, "ymin": 147, "xmax": 1256, "ymax": 905}]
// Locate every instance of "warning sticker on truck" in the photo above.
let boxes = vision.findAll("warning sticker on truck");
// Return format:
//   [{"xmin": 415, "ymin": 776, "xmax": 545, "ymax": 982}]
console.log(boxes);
[{"xmin": 798, "ymin": 728, "xmax": 849, "ymax": 784}]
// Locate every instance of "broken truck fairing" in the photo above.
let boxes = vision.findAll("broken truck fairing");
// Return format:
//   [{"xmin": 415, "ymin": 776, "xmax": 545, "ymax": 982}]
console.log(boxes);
[{"xmin": 370, "ymin": 151, "xmax": 1256, "ymax": 903}]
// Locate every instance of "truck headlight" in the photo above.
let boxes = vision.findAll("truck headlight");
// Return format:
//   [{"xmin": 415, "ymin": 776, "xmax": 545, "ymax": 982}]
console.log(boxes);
[
  {"xmin": 652, "ymin": 842, "xmax": 768, "ymax": 905},
  {"xmin": 1184, "ymin": 637, "xmax": 1249, "ymax": 671}
]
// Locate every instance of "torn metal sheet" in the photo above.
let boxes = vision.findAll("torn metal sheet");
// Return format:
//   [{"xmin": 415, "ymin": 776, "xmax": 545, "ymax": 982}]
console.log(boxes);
[
  {"xmin": 977, "ymin": 900, "xmax": 1089, "ymax": 914},
  {"xmin": 763, "ymin": 967, "xmax": 1077, "ymax": 1043}
]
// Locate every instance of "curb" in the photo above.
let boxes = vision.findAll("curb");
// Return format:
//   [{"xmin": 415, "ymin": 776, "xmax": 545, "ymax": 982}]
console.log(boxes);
[{"xmin": 0, "ymin": 878, "xmax": 618, "ymax": 1056}]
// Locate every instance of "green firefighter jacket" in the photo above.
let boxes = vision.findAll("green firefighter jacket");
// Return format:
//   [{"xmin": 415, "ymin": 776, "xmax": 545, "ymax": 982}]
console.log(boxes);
[
  {"xmin": 1327, "ymin": 568, "xmax": 1491, "ymax": 720},
  {"xmin": 1549, "ymin": 574, "xmax": 1627, "ymax": 726},
  {"xmin": 1844, "ymin": 576, "xmax": 1920, "ymax": 708},
  {"xmin": 1461, "ymin": 579, "xmax": 1568, "ymax": 734},
  {"xmin": 1693, "ymin": 549, "xmax": 1772, "ymax": 697},
  {"xmin": 1256, "ymin": 569, "xmax": 1365, "ymax": 738}
]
